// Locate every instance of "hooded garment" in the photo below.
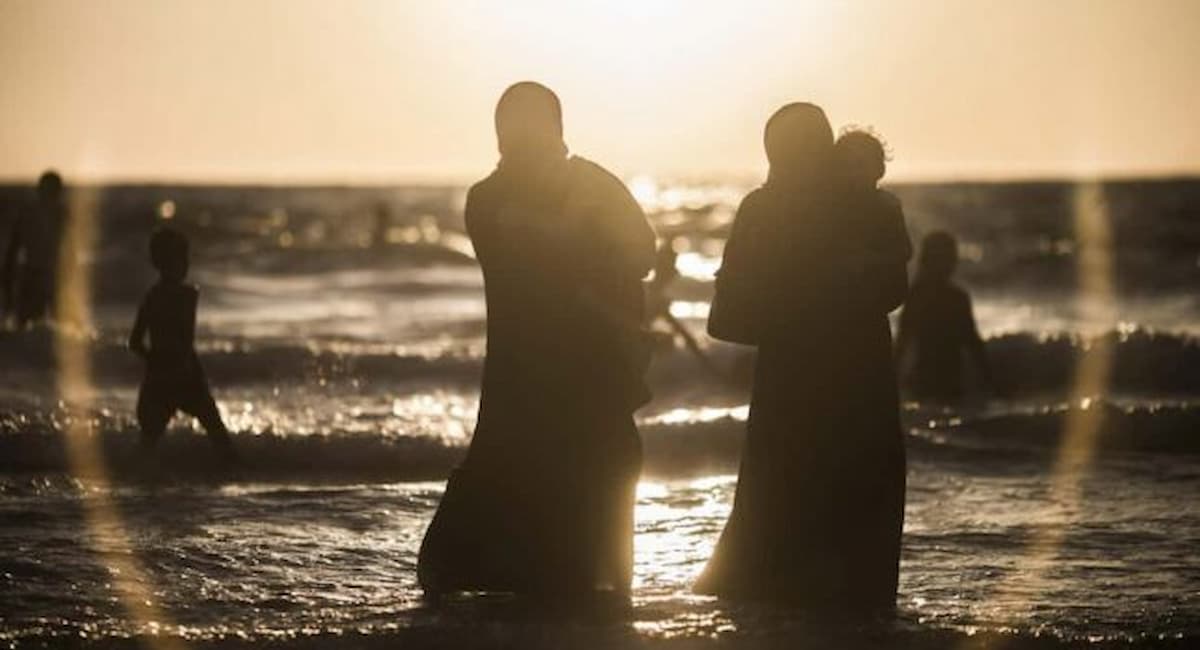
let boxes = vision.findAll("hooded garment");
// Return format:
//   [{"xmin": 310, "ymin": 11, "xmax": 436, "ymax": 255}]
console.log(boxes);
[
  {"xmin": 418, "ymin": 82, "xmax": 656, "ymax": 597},
  {"xmin": 696, "ymin": 103, "xmax": 908, "ymax": 615}
]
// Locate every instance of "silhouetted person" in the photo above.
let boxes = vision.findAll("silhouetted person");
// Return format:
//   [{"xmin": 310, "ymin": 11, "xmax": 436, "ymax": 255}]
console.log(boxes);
[
  {"xmin": 646, "ymin": 242, "xmax": 680, "ymax": 319},
  {"xmin": 2, "ymin": 170, "xmax": 65, "ymax": 329},
  {"xmin": 130, "ymin": 227, "xmax": 235, "ymax": 460},
  {"xmin": 895, "ymin": 231, "xmax": 993, "ymax": 403},
  {"xmin": 645, "ymin": 241, "xmax": 726, "ymax": 380},
  {"xmin": 418, "ymin": 82, "xmax": 655, "ymax": 603},
  {"xmin": 833, "ymin": 129, "xmax": 911, "ymax": 313},
  {"xmin": 371, "ymin": 201, "xmax": 391, "ymax": 248},
  {"xmin": 697, "ymin": 103, "xmax": 908, "ymax": 617}
]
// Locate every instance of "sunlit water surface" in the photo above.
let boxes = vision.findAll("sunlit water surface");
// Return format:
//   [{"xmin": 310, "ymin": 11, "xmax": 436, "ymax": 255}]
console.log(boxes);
[{"xmin": 2, "ymin": 179, "xmax": 1200, "ymax": 647}]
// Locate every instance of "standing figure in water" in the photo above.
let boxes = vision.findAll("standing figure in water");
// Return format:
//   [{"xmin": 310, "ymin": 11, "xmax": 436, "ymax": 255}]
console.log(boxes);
[
  {"xmin": 697, "ymin": 103, "xmax": 909, "ymax": 616},
  {"xmin": 645, "ymin": 241, "xmax": 727, "ymax": 381},
  {"xmin": 418, "ymin": 82, "xmax": 656, "ymax": 603},
  {"xmin": 2, "ymin": 170, "xmax": 66, "ymax": 329},
  {"xmin": 895, "ymin": 231, "xmax": 993, "ymax": 403},
  {"xmin": 130, "ymin": 228, "xmax": 236, "ymax": 461}
]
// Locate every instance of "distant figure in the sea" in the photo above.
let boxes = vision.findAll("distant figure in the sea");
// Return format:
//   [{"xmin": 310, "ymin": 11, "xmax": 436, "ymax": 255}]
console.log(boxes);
[
  {"xmin": 645, "ymin": 242, "xmax": 680, "ymax": 322},
  {"xmin": 644, "ymin": 241, "xmax": 726, "ymax": 380},
  {"xmin": 833, "ymin": 129, "xmax": 911, "ymax": 312},
  {"xmin": 2, "ymin": 170, "xmax": 66, "ymax": 329},
  {"xmin": 129, "ymin": 227, "xmax": 235, "ymax": 460},
  {"xmin": 895, "ymin": 231, "xmax": 993, "ymax": 403},
  {"xmin": 418, "ymin": 82, "xmax": 655, "ymax": 603},
  {"xmin": 371, "ymin": 201, "xmax": 391, "ymax": 249},
  {"xmin": 698, "ymin": 103, "xmax": 908, "ymax": 616}
]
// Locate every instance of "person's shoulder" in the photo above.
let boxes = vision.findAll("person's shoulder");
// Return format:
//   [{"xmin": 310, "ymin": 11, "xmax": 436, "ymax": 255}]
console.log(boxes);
[
  {"xmin": 567, "ymin": 156, "xmax": 646, "ymax": 218},
  {"xmin": 874, "ymin": 188, "xmax": 900, "ymax": 205},
  {"xmin": 466, "ymin": 169, "xmax": 502, "ymax": 204},
  {"xmin": 463, "ymin": 169, "xmax": 503, "ymax": 225},
  {"xmin": 737, "ymin": 187, "xmax": 773, "ymax": 213},
  {"xmin": 568, "ymin": 156, "xmax": 636, "ymax": 199},
  {"xmin": 568, "ymin": 156, "xmax": 620, "ymax": 185},
  {"xmin": 140, "ymin": 282, "xmax": 162, "ymax": 305},
  {"xmin": 947, "ymin": 283, "xmax": 972, "ymax": 304},
  {"xmin": 872, "ymin": 188, "xmax": 901, "ymax": 213}
]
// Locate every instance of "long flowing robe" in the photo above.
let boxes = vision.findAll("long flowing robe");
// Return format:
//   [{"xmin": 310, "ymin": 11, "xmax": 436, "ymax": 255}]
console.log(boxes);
[
  {"xmin": 695, "ymin": 180, "xmax": 909, "ymax": 614},
  {"xmin": 417, "ymin": 154, "xmax": 655, "ymax": 597}
]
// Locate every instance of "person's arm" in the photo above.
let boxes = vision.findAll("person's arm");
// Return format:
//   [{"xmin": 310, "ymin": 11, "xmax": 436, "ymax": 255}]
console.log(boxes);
[
  {"xmin": 129, "ymin": 295, "xmax": 150, "ymax": 358},
  {"xmin": 185, "ymin": 287, "xmax": 199, "ymax": 352},
  {"xmin": 664, "ymin": 311, "xmax": 734, "ymax": 384},
  {"xmin": 872, "ymin": 258, "xmax": 909, "ymax": 315},
  {"xmin": 461, "ymin": 184, "xmax": 484, "ymax": 259},
  {"xmin": 1, "ymin": 219, "xmax": 22, "ymax": 316},
  {"xmin": 961, "ymin": 293, "xmax": 996, "ymax": 393},
  {"xmin": 877, "ymin": 194, "xmax": 912, "ymax": 313},
  {"xmin": 894, "ymin": 303, "xmax": 913, "ymax": 370},
  {"xmin": 853, "ymin": 194, "xmax": 910, "ymax": 315}
]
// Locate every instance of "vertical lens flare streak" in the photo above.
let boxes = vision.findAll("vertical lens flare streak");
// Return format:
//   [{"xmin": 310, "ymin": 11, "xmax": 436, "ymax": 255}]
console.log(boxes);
[
  {"xmin": 962, "ymin": 181, "xmax": 1114, "ymax": 635},
  {"xmin": 55, "ymin": 188, "xmax": 185, "ymax": 649}
]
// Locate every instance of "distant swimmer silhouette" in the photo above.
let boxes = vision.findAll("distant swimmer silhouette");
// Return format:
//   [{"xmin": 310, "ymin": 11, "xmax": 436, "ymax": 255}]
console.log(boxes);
[
  {"xmin": 130, "ymin": 227, "xmax": 236, "ymax": 461},
  {"xmin": 2, "ymin": 171, "xmax": 66, "ymax": 329},
  {"xmin": 418, "ymin": 82, "xmax": 656, "ymax": 603},
  {"xmin": 644, "ymin": 241, "xmax": 728, "ymax": 381},
  {"xmin": 895, "ymin": 231, "xmax": 994, "ymax": 403},
  {"xmin": 371, "ymin": 201, "xmax": 391, "ymax": 249},
  {"xmin": 697, "ymin": 103, "xmax": 909, "ymax": 616}
]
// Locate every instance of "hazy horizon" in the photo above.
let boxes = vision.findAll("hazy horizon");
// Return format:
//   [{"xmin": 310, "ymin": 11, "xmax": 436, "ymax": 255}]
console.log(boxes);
[
  {"xmin": 5, "ymin": 168, "xmax": 1200, "ymax": 188},
  {"xmin": 3, "ymin": 0, "xmax": 1198, "ymax": 183}
]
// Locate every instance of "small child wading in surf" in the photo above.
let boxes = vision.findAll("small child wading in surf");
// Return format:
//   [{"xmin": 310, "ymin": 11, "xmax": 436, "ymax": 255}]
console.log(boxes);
[{"xmin": 129, "ymin": 227, "xmax": 236, "ymax": 461}]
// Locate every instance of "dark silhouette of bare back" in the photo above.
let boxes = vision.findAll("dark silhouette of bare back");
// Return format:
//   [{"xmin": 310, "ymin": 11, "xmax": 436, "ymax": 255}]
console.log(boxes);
[{"xmin": 130, "ymin": 228, "xmax": 234, "ymax": 459}]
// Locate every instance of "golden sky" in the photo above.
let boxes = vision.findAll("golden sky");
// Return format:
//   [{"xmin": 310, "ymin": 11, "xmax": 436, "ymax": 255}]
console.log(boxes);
[{"xmin": 1, "ymin": 0, "xmax": 1197, "ymax": 183}]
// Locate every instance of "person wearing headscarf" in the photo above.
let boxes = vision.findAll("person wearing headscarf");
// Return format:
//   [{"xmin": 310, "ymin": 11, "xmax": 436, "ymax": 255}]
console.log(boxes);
[
  {"xmin": 417, "ymin": 82, "xmax": 655, "ymax": 603},
  {"xmin": 696, "ymin": 103, "xmax": 908, "ymax": 616}
]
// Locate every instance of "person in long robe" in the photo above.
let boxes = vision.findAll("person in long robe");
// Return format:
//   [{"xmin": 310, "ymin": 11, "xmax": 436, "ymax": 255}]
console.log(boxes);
[
  {"xmin": 695, "ymin": 103, "xmax": 908, "ymax": 617},
  {"xmin": 417, "ymin": 82, "xmax": 656, "ymax": 602}
]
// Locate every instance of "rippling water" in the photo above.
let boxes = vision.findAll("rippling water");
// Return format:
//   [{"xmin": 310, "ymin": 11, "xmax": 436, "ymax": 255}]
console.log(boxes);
[{"xmin": 1, "ymin": 178, "xmax": 1198, "ymax": 648}]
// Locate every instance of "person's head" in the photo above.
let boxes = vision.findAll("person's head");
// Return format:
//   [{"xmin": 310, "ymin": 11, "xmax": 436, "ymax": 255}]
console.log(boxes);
[
  {"xmin": 37, "ymin": 170, "xmax": 64, "ymax": 204},
  {"xmin": 494, "ymin": 81, "xmax": 567, "ymax": 161},
  {"xmin": 916, "ymin": 231, "xmax": 958, "ymax": 283},
  {"xmin": 834, "ymin": 129, "xmax": 888, "ymax": 189},
  {"xmin": 764, "ymin": 102, "xmax": 834, "ymax": 184},
  {"xmin": 150, "ymin": 227, "xmax": 190, "ymax": 283}
]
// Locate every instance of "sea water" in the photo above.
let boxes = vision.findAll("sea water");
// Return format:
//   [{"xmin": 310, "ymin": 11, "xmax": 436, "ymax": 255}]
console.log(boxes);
[{"xmin": 0, "ymin": 178, "xmax": 1198, "ymax": 648}]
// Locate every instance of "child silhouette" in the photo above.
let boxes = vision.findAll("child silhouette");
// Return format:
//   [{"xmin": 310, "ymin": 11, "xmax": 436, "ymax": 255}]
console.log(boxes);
[
  {"xmin": 895, "ymin": 231, "xmax": 994, "ymax": 402},
  {"xmin": 833, "ymin": 129, "xmax": 911, "ymax": 313},
  {"xmin": 129, "ymin": 227, "xmax": 235, "ymax": 460}
]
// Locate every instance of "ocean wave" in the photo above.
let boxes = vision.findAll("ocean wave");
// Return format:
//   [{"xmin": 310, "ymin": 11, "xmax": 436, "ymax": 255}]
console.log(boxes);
[
  {"xmin": 981, "ymin": 329, "xmax": 1200, "ymax": 396},
  {"xmin": 5, "ymin": 328, "xmax": 1200, "ymax": 399},
  {"xmin": 2, "ymin": 400, "xmax": 1197, "ymax": 486}
]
